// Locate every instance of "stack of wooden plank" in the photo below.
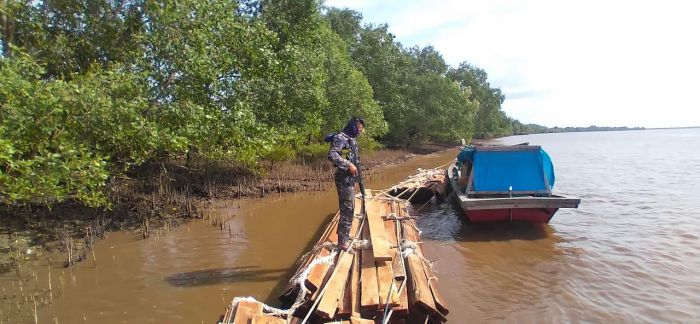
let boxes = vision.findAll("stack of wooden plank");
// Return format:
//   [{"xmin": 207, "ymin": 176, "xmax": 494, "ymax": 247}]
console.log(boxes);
[
  {"xmin": 220, "ymin": 298, "xmax": 286, "ymax": 324},
  {"xmin": 388, "ymin": 169, "xmax": 448, "ymax": 204},
  {"xmin": 222, "ymin": 190, "xmax": 449, "ymax": 323}
]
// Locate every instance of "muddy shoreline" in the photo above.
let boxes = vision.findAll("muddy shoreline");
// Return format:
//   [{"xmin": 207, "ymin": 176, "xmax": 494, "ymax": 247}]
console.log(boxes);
[{"xmin": 0, "ymin": 145, "xmax": 456, "ymax": 272}]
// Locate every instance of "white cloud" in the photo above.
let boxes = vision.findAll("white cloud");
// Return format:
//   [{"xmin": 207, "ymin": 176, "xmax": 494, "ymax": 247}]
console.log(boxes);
[{"xmin": 325, "ymin": 0, "xmax": 700, "ymax": 127}]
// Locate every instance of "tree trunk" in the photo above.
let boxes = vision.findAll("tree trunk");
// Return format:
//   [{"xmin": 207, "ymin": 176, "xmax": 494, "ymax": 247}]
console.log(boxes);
[{"xmin": 1, "ymin": 0, "xmax": 15, "ymax": 57}]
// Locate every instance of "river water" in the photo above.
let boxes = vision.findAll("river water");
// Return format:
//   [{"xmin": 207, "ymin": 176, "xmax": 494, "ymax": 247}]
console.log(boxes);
[
  {"xmin": 6, "ymin": 128, "xmax": 700, "ymax": 323},
  {"xmin": 421, "ymin": 128, "xmax": 700, "ymax": 322}
]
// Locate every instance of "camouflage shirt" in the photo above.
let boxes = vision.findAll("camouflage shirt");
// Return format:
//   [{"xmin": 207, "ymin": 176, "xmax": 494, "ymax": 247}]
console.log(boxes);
[{"xmin": 328, "ymin": 131, "xmax": 358, "ymax": 171}]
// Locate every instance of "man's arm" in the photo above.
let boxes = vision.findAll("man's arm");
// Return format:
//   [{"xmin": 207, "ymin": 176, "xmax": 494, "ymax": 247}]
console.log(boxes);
[{"xmin": 328, "ymin": 135, "xmax": 352, "ymax": 170}]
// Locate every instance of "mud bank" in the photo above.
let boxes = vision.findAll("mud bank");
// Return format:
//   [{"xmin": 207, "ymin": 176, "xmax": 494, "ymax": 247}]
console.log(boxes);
[{"xmin": 0, "ymin": 146, "xmax": 453, "ymax": 271}]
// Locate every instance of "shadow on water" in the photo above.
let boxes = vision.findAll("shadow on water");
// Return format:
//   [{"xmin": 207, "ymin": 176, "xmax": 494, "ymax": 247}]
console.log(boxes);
[
  {"xmin": 456, "ymin": 222, "xmax": 552, "ymax": 242},
  {"xmin": 164, "ymin": 211, "xmax": 338, "ymax": 305},
  {"xmin": 165, "ymin": 266, "xmax": 290, "ymax": 287}
]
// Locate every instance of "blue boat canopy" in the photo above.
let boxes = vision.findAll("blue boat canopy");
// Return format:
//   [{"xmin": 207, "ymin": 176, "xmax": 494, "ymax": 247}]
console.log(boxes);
[{"xmin": 458, "ymin": 146, "xmax": 555, "ymax": 193}]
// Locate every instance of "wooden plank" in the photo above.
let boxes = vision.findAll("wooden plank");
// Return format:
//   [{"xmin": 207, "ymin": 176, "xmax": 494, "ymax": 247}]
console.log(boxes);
[
  {"xmin": 306, "ymin": 218, "xmax": 339, "ymax": 292},
  {"xmin": 280, "ymin": 214, "xmax": 339, "ymax": 303},
  {"xmin": 337, "ymin": 267, "xmax": 352, "ymax": 317},
  {"xmin": 401, "ymin": 218, "xmax": 440, "ymax": 317},
  {"xmin": 350, "ymin": 317, "xmax": 375, "ymax": 324},
  {"xmin": 429, "ymin": 277, "xmax": 450, "ymax": 316},
  {"xmin": 291, "ymin": 216, "xmax": 337, "ymax": 291},
  {"xmin": 366, "ymin": 198, "xmax": 392, "ymax": 261},
  {"xmin": 376, "ymin": 258, "xmax": 399, "ymax": 307},
  {"xmin": 375, "ymin": 201, "xmax": 400, "ymax": 308},
  {"xmin": 392, "ymin": 202, "xmax": 410, "ymax": 317},
  {"xmin": 359, "ymin": 221, "xmax": 380, "ymax": 311},
  {"xmin": 405, "ymin": 253, "xmax": 437, "ymax": 314},
  {"xmin": 316, "ymin": 250, "xmax": 355, "ymax": 319},
  {"xmin": 338, "ymin": 210, "xmax": 362, "ymax": 317},
  {"xmin": 350, "ymin": 196, "xmax": 363, "ymax": 241},
  {"xmin": 403, "ymin": 218, "xmax": 449, "ymax": 317},
  {"xmin": 350, "ymin": 243, "xmax": 361, "ymax": 317},
  {"xmin": 251, "ymin": 314, "xmax": 286, "ymax": 324},
  {"xmin": 385, "ymin": 202, "xmax": 405, "ymax": 281},
  {"xmin": 232, "ymin": 300, "xmax": 263, "ymax": 324},
  {"xmin": 316, "ymin": 197, "xmax": 366, "ymax": 316},
  {"xmin": 221, "ymin": 305, "xmax": 233, "ymax": 323},
  {"xmin": 348, "ymin": 206, "xmax": 363, "ymax": 318},
  {"xmin": 299, "ymin": 213, "xmax": 339, "ymax": 272},
  {"xmin": 395, "ymin": 280, "xmax": 409, "ymax": 318}
]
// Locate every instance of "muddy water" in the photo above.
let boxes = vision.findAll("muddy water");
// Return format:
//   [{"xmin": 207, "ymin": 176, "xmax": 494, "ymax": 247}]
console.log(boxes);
[
  {"xmin": 10, "ymin": 128, "xmax": 700, "ymax": 323},
  {"xmin": 419, "ymin": 129, "xmax": 700, "ymax": 322},
  {"xmin": 12, "ymin": 150, "xmax": 454, "ymax": 323}
]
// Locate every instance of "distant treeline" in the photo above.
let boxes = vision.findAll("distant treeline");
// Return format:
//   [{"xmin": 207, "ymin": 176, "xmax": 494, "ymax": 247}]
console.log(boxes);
[
  {"xmin": 0, "ymin": 0, "xmax": 522, "ymax": 207},
  {"xmin": 511, "ymin": 124, "xmax": 646, "ymax": 135}
]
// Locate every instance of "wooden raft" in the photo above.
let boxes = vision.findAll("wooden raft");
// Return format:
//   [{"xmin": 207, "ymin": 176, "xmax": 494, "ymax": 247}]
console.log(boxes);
[
  {"xmin": 388, "ymin": 169, "xmax": 448, "ymax": 204},
  {"xmin": 221, "ymin": 190, "xmax": 449, "ymax": 323}
]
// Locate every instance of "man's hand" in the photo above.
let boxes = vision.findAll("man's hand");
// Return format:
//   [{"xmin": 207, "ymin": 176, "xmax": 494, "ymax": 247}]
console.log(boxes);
[{"xmin": 348, "ymin": 163, "xmax": 358, "ymax": 176}]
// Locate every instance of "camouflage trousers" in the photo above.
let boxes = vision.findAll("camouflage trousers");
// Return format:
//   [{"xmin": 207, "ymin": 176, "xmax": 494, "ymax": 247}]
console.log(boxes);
[{"xmin": 334, "ymin": 169, "xmax": 356, "ymax": 246}]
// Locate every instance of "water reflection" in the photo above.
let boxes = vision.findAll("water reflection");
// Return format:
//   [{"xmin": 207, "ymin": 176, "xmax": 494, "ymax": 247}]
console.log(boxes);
[
  {"xmin": 415, "ymin": 200, "xmax": 568, "ymax": 321},
  {"xmin": 414, "ymin": 201, "xmax": 556, "ymax": 242}
]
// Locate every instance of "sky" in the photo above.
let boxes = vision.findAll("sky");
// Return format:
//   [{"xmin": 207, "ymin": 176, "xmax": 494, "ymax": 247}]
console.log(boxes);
[{"xmin": 324, "ymin": 0, "xmax": 700, "ymax": 128}]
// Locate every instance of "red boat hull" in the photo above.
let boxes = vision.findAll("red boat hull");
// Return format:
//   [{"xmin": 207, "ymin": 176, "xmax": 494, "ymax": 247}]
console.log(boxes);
[{"xmin": 461, "ymin": 208, "xmax": 558, "ymax": 223}]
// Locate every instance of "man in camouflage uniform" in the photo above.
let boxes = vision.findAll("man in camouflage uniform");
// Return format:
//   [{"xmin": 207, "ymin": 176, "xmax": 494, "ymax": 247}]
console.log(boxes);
[{"xmin": 328, "ymin": 117, "xmax": 365, "ymax": 250}]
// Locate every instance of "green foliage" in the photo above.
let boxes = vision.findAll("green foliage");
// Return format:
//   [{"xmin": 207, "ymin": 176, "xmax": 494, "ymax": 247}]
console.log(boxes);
[
  {"xmin": 328, "ymin": 16, "xmax": 478, "ymax": 147},
  {"xmin": 4, "ymin": 0, "xmax": 143, "ymax": 78},
  {"xmin": 317, "ymin": 21, "xmax": 387, "ymax": 139},
  {"xmin": 296, "ymin": 142, "xmax": 327, "ymax": 162},
  {"xmin": 0, "ymin": 52, "xmax": 157, "ymax": 206},
  {"xmin": 447, "ymin": 62, "xmax": 509, "ymax": 138},
  {"xmin": 0, "ymin": 0, "xmax": 524, "ymax": 207},
  {"xmin": 262, "ymin": 144, "xmax": 296, "ymax": 164},
  {"xmin": 357, "ymin": 136, "xmax": 384, "ymax": 153}
]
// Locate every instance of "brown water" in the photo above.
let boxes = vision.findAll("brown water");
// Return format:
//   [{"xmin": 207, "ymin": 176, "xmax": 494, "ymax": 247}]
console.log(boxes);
[
  {"xmin": 420, "ymin": 129, "xmax": 700, "ymax": 322},
  {"xmin": 7, "ymin": 128, "xmax": 700, "ymax": 323},
  {"xmin": 3, "ymin": 150, "xmax": 451, "ymax": 323}
]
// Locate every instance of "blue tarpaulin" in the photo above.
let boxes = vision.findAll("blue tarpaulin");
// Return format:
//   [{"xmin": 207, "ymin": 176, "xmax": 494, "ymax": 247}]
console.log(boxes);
[{"xmin": 458, "ymin": 147, "xmax": 555, "ymax": 192}]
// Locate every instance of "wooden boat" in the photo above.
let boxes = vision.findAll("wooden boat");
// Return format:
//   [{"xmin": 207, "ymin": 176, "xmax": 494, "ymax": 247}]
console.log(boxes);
[
  {"xmin": 221, "ymin": 191, "xmax": 448, "ymax": 323},
  {"xmin": 387, "ymin": 168, "xmax": 448, "ymax": 203},
  {"xmin": 448, "ymin": 145, "xmax": 580, "ymax": 223}
]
